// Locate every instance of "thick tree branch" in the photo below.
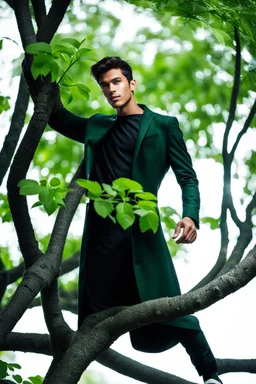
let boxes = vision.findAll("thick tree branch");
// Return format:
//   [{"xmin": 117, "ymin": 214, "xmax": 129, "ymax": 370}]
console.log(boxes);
[
  {"xmin": 98, "ymin": 348, "xmax": 197, "ymax": 384},
  {"xmin": 217, "ymin": 358, "xmax": 256, "ymax": 374},
  {"xmin": 0, "ymin": 75, "xmax": 29, "ymax": 186},
  {"xmin": 13, "ymin": 0, "xmax": 36, "ymax": 48},
  {"xmin": 37, "ymin": 0, "xmax": 72, "ymax": 43},
  {"xmin": 0, "ymin": 165, "xmax": 84, "ymax": 342},
  {"xmin": 44, "ymin": 244, "xmax": 256, "ymax": 384},
  {"xmin": 7, "ymin": 83, "xmax": 58, "ymax": 268},
  {"xmin": 31, "ymin": 0, "xmax": 47, "ymax": 28},
  {"xmin": 1, "ymin": 333, "xmax": 256, "ymax": 382}
]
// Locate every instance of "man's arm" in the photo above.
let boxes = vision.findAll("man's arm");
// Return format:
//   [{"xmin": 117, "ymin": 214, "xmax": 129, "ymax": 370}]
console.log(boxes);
[
  {"xmin": 48, "ymin": 107, "xmax": 88, "ymax": 144},
  {"xmin": 167, "ymin": 117, "xmax": 200, "ymax": 244},
  {"xmin": 23, "ymin": 54, "xmax": 88, "ymax": 143}
]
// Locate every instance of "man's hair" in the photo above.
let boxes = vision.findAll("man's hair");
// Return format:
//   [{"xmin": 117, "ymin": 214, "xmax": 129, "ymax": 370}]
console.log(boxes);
[{"xmin": 91, "ymin": 56, "xmax": 133, "ymax": 84}]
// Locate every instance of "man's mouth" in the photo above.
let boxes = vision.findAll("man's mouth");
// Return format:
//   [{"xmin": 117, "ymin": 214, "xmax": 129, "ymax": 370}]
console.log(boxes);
[{"xmin": 110, "ymin": 96, "xmax": 120, "ymax": 101}]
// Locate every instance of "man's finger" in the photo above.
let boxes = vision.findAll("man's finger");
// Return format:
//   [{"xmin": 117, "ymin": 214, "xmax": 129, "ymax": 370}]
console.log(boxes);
[{"xmin": 172, "ymin": 222, "xmax": 183, "ymax": 239}]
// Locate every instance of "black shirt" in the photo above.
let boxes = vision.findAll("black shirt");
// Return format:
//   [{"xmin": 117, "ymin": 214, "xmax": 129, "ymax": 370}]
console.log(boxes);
[{"xmin": 84, "ymin": 114, "xmax": 143, "ymax": 314}]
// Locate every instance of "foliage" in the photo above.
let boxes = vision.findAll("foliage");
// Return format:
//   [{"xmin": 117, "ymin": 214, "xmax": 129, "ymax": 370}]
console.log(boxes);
[
  {"xmin": 19, "ymin": 176, "xmax": 159, "ymax": 233},
  {"xmin": 126, "ymin": 0, "xmax": 256, "ymax": 50},
  {"xmin": 0, "ymin": 360, "xmax": 43, "ymax": 384},
  {"xmin": 0, "ymin": 193, "xmax": 12, "ymax": 223},
  {"xmin": 25, "ymin": 38, "xmax": 94, "ymax": 102},
  {"xmin": 18, "ymin": 177, "xmax": 72, "ymax": 216},
  {"xmin": 78, "ymin": 177, "xmax": 159, "ymax": 233}
]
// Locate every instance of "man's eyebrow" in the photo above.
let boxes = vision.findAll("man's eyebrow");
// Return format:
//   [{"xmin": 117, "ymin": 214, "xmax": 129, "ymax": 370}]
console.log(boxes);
[{"xmin": 100, "ymin": 77, "xmax": 122, "ymax": 86}]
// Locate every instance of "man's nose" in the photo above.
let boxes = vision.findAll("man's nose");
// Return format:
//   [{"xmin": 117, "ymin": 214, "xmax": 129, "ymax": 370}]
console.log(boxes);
[{"xmin": 109, "ymin": 83, "xmax": 116, "ymax": 93}]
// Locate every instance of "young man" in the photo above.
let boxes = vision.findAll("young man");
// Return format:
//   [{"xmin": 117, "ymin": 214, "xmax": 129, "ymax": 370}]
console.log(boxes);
[{"xmin": 49, "ymin": 57, "xmax": 222, "ymax": 384}]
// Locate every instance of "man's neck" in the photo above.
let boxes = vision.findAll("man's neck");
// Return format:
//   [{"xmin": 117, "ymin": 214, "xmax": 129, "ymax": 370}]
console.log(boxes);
[{"xmin": 116, "ymin": 99, "xmax": 143, "ymax": 116}]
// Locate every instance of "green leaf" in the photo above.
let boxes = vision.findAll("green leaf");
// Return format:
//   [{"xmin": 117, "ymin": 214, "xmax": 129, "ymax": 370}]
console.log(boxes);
[
  {"xmin": 40, "ymin": 180, "xmax": 47, "ymax": 186},
  {"xmin": 8, "ymin": 363, "xmax": 21, "ymax": 370},
  {"xmin": 54, "ymin": 193, "xmax": 66, "ymax": 207},
  {"xmin": 18, "ymin": 179, "xmax": 41, "ymax": 195},
  {"xmin": 25, "ymin": 42, "xmax": 52, "ymax": 55},
  {"xmin": 0, "ymin": 360, "xmax": 8, "ymax": 379},
  {"xmin": 135, "ymin": 191, "xmax": 157, "ymax": 201},
  {"xmin": 0, "ymin": 40, "xmax": 3, "ymax": 50},
  {"xmin": 201, "ymin": 216, "xmax": 220, "ymax": 230},
  {"xmin": 76, "ymin": 47, "xmax": 92, "ymax": 59},
  {"xmin": 27, "ymin": 375, "xmax": 44, "ymax": 384},
  {"xmin": 2, "ymin": 211, "xmax": 12, "ymax": 223},
  {"xmin": 102, "ymin": 183, "xmax": 117, "ymax": 197},
  {"xmin": 75, "ymin": 84, "xmax": 90, "ymax": 100},
  {"xmin": 76, "ymin": 179, "xmax": 102, "ymax": 195},
  {"xmin": 134, "ymin": 208, "xmax": 151, "ymax": 217},
  {"xmin": 139, "ymin": 211, "xmax": 159, "ymax": 234},
  {"xmin": 61, "ymin": 38, "xmax": 80, "ymax": 49},
  {"xmin": 116, "ymin": 202, "xmax": 135, "ymax": 230},
  {"xmin": 87, "ymin": 190, "xmax": 99, "ymax": 201},
  {"xmin": 52, "ymin": 44, "xmax": 76, "ymax": 57},
  {"xmin": 12, "ymin": 374, "xmax": 23, "ymax": 383},
  {"xmin": 50, "ymin": 59, "xmax": 60, "ymax": 82},
  {"xmin": 31, "ymin": 201, "xmax": 43, "ymax": 208},
  {"xmin": 137, "ymin": 200, "xmax": 157, "ymax": 208},
  {"xmin": 31, "ymin": 54, "xmax": 51, "ymax": 79},
  {"xmin": 113, "ymin": 178, "xmax": 143, "ymax": 192},
  {"xmin": 94, "ymin": 199, "xmax": 114, "ymax": 218},
  {"xmin": 39, "ymin": 187, "xmax": 58, "ymax": 215},
  {"xmin": 0, "ymin": 95, "xmax": 10, "ymax": 113},
  {"xmin": 50, "ymin": 177, "xmax": 61, "ymax": 187}
]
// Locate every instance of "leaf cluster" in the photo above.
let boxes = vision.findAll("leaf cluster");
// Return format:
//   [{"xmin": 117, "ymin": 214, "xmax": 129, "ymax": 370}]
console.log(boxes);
[
  {"xmin": 25, "ymin": 38, "xmax": 95, "ymax": 103},
  {"xmin": 18, "ymin": 177, "xmax": 72, "ymax": 216},
  {"xmin": 0, "ymin": 360, "xmax": 43, "ymax": 384},
  {"xmin": 76, "ymin": 177, "xmax": 159, "ymax": 233}
]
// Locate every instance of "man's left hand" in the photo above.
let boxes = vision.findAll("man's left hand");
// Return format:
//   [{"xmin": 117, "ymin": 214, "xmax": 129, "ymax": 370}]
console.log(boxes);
[{"xmin": 172, "ymin": 217, "xmax": 197, "ymax": 244}]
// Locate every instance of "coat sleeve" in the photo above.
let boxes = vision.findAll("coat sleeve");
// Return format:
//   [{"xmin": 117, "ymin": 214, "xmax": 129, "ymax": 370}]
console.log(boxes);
[
  {"xmin": 167, "ymin": 117, "xmax": 200, "ymax": 228},
  {"xmin": 48, "ymin": 108, "xmax": 89, "ymax": 143}
]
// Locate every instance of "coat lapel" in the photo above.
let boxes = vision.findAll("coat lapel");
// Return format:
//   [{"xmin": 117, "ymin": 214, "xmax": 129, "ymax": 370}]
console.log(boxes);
[
  {"xmin": 85, "ymin": 114, "xmax": 116, "ymax": 178},
  {"xmin": 132, "ymin": 105, "xmax": 155, "ymax": 171}
]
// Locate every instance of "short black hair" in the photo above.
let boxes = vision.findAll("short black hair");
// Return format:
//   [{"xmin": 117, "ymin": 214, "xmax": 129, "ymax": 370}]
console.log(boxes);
[{"xmin": 91, "ymin": 56, "xmax": 133, "ymax": 84}]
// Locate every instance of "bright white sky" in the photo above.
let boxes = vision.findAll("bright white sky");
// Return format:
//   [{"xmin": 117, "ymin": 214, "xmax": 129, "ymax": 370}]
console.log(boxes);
[{"xmin": 0, "ymin": 2, "xmax": 256, "ymax": 384}]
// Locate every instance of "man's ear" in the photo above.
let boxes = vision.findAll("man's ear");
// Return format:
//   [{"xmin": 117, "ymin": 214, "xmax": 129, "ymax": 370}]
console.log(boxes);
[{"xmin": 130, "ymin": 79, "xmax": 136, "ymax": 91}]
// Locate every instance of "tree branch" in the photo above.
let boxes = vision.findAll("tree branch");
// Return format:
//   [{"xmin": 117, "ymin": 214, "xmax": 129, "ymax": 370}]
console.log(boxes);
[
  {"xmin": 7, "ymin": 83, "xmax": 58, "ymax": 268},
  {"xmin": 0, "ymin": 165, "xmax": 84, "ymax": 342},
  {"xmin": 44, "ymin": 244, "xmax": 256, "ymax": 384},
  {"xmin": 31, "ymin": 0, "xmax": 47, "ymax": 28},
  {"xmin": 0, "ymin": 75, "xmax": 29, "ymax": 186},
  {"xmin": 230, "ymin": 97, "xmax": 256, "ymax": 159},
  {"xmin": 193, "ymin": 27, "xmax": 243, "ymax": 289},
  {"xmin": 37, "ymin": 0, "xmax": 72, "ymax": 43},
  {"xmin": 218, "ymin": 193, "xmax": 256, "ymax": 276},
  {"xmin": 222, "ymin": 27, "xmax": 241, "ymax": 160},
  {"xmin": 13, "ymin": 0, "xmax": 36, "ymax": 48},
  {"xmin": 1, "ymin": 333, "xmax": 256, "ymax": 382}
]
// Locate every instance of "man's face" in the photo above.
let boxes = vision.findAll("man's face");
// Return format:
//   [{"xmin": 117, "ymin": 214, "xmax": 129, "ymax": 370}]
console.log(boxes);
[{"xmin": 99, "ymin": 68, "xmax": 136, "ymax": 109}]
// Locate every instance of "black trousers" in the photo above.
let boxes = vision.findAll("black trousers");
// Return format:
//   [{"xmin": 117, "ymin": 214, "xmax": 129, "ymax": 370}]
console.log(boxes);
[{"xmin": 130, "ymin": 323, "xmax": 217, "ymax": 377}]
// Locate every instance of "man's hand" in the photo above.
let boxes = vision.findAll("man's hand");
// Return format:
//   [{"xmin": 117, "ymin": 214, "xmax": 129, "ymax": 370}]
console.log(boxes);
[{"xmin": 172, "ymin": 217, "xmax": 197, "ymax": 244}]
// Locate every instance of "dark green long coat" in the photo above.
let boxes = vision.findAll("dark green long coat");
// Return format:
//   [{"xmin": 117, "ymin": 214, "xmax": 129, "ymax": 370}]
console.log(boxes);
[{"xmin": 49, "ymin": 104, "xmax": 201, "ymax": 352}]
